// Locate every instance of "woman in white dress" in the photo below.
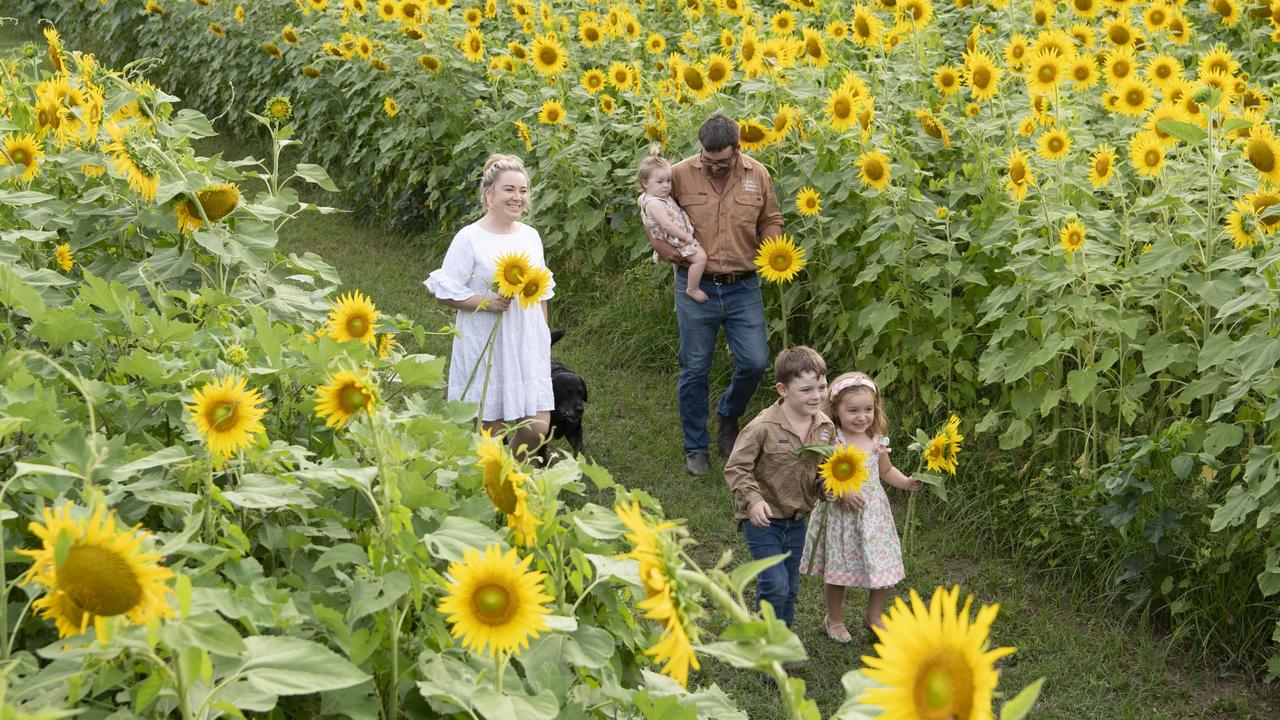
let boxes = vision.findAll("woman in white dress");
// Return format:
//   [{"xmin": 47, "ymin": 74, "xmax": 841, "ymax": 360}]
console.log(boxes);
[{"xmin": 424, "ymin": 154, "xmax": 553, "ymax": 455}]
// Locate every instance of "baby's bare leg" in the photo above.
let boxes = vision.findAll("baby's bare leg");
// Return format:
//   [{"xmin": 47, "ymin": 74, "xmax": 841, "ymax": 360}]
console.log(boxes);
[{"xmin": 685, "ymin": 246, "xmax": 709, "ymax": 303}]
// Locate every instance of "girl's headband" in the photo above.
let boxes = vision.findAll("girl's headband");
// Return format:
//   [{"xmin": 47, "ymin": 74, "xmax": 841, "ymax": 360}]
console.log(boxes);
[{"xmin": 830, "ymin": 374, "xmax": 877, "ymax": 397}]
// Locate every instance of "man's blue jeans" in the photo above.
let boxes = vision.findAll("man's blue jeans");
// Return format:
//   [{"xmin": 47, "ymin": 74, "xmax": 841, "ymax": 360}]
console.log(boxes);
[
  {"xmin": 740, "ymin": 517, "xmax": 807, "ymax": 627},
  {"xmin": 674, "ymin": 268, "xmax": 770, "ymax": 455}
]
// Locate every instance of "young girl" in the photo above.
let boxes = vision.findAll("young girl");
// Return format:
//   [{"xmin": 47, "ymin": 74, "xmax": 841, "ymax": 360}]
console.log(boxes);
[
  {"xmin": 636, "ymin": 149, "xmax": 709, "ymax": 303},
  {"xmin": 800, "ymin": 372, "xmax": 921, "ymax": 643}
]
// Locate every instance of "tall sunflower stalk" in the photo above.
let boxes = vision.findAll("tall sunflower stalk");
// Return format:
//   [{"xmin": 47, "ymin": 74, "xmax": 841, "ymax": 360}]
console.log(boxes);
[
  {"xmin": 902, "ymin": 415, "xmax": 963, "ymax": 555},
  {"xmin": 753, "ymin": 234, "xmax": 806, "ymax": 347}
]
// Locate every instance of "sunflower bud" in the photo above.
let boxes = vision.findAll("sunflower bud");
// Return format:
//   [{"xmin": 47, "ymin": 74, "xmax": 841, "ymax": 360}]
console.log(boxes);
[
  {"xmin": 225, "ymin": 345, "xmax": 249, "ymax": 366},
  {"xmin": 264, "ymin": 96, "xmax": 292, "ymax": 122}
]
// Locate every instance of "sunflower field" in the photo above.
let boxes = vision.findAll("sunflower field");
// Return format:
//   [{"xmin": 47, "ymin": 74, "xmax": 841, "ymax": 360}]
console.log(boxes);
[{"xmin": 8, "ymin": 0, "xmax": 1280, "ymax": 705}]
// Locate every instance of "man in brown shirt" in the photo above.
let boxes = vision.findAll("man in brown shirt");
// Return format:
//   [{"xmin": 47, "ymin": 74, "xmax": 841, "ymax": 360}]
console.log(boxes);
[{"xmin": 649, "ymin": 114, "xmax": 785, "ymax": 476}]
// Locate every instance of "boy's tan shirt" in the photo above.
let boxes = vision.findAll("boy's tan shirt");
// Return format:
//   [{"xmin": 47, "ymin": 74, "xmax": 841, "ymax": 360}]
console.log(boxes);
[
  {"xmin": 669, "ymin": 153, "xmax": 784, "ymax": 275},
  {"xmin": 724, "ymin": 400, "xmax": 836, "ymax": 522}
]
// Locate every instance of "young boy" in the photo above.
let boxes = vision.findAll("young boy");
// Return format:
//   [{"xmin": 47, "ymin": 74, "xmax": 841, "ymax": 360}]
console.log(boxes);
[{"xmin": 723, "ymin": 346, "xmax": 834, "ymax": 629}]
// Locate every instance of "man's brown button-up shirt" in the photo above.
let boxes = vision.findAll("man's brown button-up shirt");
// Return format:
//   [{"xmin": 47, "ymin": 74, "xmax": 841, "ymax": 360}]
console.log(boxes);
[{"xmin": 669, "ymin": 152, "xmax": 784, "ymax": 275}]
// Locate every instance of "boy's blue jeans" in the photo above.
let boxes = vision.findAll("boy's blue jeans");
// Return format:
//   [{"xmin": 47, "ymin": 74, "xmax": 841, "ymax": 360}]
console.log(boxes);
[
  {"xmin": 674, "ymin": 268, "xmax": 770, "ymax": 455},
  {"xmin": 739, "ymin": 516, "xmax": 808, "ymax": 627}
]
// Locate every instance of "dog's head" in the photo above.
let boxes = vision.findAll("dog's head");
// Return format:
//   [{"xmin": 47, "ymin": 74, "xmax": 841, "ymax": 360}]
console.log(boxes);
[{"xmin": 551, "ymin": 363, "xmax": 587, "ymax": 424}]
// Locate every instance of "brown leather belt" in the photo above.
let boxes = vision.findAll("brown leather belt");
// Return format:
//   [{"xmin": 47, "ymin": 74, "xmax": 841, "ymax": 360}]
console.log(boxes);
[{"xmin": 679, "ymin": 267, "xmax": 756, "ymax": 285}]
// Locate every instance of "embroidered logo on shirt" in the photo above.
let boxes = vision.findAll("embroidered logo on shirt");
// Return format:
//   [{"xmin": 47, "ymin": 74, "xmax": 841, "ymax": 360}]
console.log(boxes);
[
  {"xmin": 777, "ymin": 437, "xmax": 790, "ymax": 444},
  {"xmin": 819, "ymin": 428, "xmax": 832, "ymax": 443},
  {"xmin": 742, "ymin": 180, "xmax": 759, "ymax": 193}
]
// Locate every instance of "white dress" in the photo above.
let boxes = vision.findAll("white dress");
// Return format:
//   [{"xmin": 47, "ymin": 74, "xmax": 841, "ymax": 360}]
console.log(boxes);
[{"xmin": 423, "ymin": 221, "xmax": 555, "ymax": 422}]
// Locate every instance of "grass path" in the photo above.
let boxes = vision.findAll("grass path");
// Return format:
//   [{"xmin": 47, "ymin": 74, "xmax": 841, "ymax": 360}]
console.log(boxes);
[{"xmin": 275, "ymin": 206, "xmax": 1275, "ymax": 719}]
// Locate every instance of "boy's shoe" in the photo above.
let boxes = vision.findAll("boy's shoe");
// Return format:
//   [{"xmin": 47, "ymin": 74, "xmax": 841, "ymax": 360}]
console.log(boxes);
[
  {"xmin": 685, "ymin": 452, "xmax": 709, "ymax": 476},
  {"xmin": 716, "ymin": 414, "xmax": 740, "ymax": 457}
]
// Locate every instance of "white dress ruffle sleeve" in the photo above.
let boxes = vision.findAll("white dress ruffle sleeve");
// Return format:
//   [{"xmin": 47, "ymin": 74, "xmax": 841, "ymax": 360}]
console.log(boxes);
[{"xmin": 424, "ymin": 222, "xmax": 554, "ymax": 422}]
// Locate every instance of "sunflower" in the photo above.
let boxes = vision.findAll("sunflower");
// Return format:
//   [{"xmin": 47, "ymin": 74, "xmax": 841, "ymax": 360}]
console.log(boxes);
[
  {"xmin": 1068, "ymin": 0, "xmax": 1099, "ymax": 19},
  {"xmin": 826, "ymin": 87, "xmax": 860, "ymax": 132},
  {"xmin": 1068, "ymin": 23, "xmax": 1096, "ymax": 49},
  {"xmin": 1060, "ymin": 219, "xmax": 1086, "ymax": 254},
  {"xmin": 418, "ymin": 54, "xmax": 442, "ymax": 72},
  {"xmin": 578, "ymin": 21, "xmax": 602, "ymax": 47},
  {"xmin": 377, "ymin": 0, "xmax": 398, "ymax": 20},
  {"xmin": 738, "ymin": 119, "xmax": 771, "ymax": 152},
  {"xmin": 314, "ymin": 370, "xmax": 376, "ymax": 428},
  {"xmin": 264, "ymin": 96, "xmax": 293, "ymax": 122},
  {"xmin": 1166, "ymin": 11, "xmax": 1190, "ymax": 45},
  {"xmin": 1005, "ymin": 148, "xmax": 1035, "ymax": 201},
  {"xmin": 965, "ymin": 103, "xmax": 981, "ymax": 117},
  {"xmin": 54, "ymin": 243, "xmax": 74, "ymax": 272},
  {"xmin": 615, "ymin": 501, "xmax": 702, "ymax": 688},
  {"xmin": 327, "ymin": 290, "xmax": 380, "ymax": 344},
  {"xmin": 753, "ymin": 234, "xmax": 806, "ymax": 283},
  {"xmin": 770, "ymin": 104, "xmax": 803, "ymax": 141},
  {"xmin": 1129, "ymin": 131, "xmax": 1167, "ymax": 177},
  {"xmin": 461, "ymin": 29, "xmax": 485, "ymax": 62},
  {"xmin": 1225, "ymin": 200, "xmax": 1261, "ymax": 250},
  {"xmin": 493, "ymin": 250, "xmax": 532, "ymax": 297},
  {"xmin": 902, "ymin": 0, "xmax": 934, "ymax": 26},
  {"xmin": 529, "ymin": 33, "xmax": 567, "ymax": 77},
  {"xmin": 438, "ymin": 545, "xmax": 552, "ymax": 657},
  {"xmin": 1198, "ymin": 45, "xmax": 1239, "ymax": 83},
  {"xmin": 104, "ymin": 126, "xmax": 160, "ymax": 203},
  {"xmin": 43, "ymin": 27, "xmax": 65, "ymax": 74},
  {"xmin": 1114, "ymin": 78, "xmax": 1154, "ymax": 116},
  {"xmin": 942, "ymin": 414, "xmax": 964, "ymax": 467},
  {"xmin": 706, "ymin": 53, "xmax": 733, "ymax": 89},
  {"xmin": 516, "ymin": 265, "xmax": 553, "ymax": 308},
  {"xmin": 1245, "ymin": 190, "xmax": 1280, "ymax": 235},
  {"xmin": 579, "ymin": 68, "xmax": 605, "ymax": 96},
  {"xmin": 174, "ymin": 182, "xmax": 241, "ymax": 234},
  {"xmin": 914, "ymin": 108, "xmax": 951, "ymax": 147},
  {"xmin": 827, "ymin": 20, "xmax": 849, "ymax": 42},
  {"xmin": 1088, "ymin": 144, "xmax": 1117, "ymax": 188},
  {"xmin": 607, "ymin": 61, "xmax": 632, "ymax": 91},
  {"xmin": 923, "ymin": 431, "xmax": 956, "ymax": 474},
  {"xmin": 537, "ymin": 99, "xmax": 565, "ymax": 125},
  {"xmin": 19, "ymin": 503, "xmax": 175, "ymax": 639},
  {"xmin": 1025, "ymin": 50, "xmax": 1064, "ymax": 96},
  {"xmin": 1037, "ymin": 128, "xmax": 1071, "ymax": 159},
  {"xmin": 770, "ymin": 10, "xmax": 796, "ymax": 35},
  {"xmin": 188, "ymin": 375, "xmax": 268, "ymax": 462},
  {"xmin": 1144, "ymin": 55, "xmax": 1182, "ymax": 93},
  {"xmin": 819, "ymin": 444, "xmax": 871, "ymax": 497},
  {"xmin": 795, "ymin": 187, "xmax": 821, "ymax": 217},
  {"xmin": 1068, "ymin": 55, "xmax": 1099, "ymax": 88},
  {"xmin": 680, "ymin": 63, "xmax": 712, "ymax": 101},
  {"xmin": 1102, "ymin": 15, "xmax": 1140, "ymax": 47},
  {"xmin": 934, "ymin": 65, "xmax": 961, "ymax": 97},
  {"xmin": 1004, "ymin": 34, "xmax": 1029, "ymax": 70},
  {"xmin": 859, "ymin": 586, "xmax": 1015, "ymax": 718},
  {"xmin": 383, "ymin": 96, "xmax": 399, "ymax": 117},
  {"xmin": 377, "ymin": 332, "xmax": 398, "ymax": 359},
  {"xmin": 857, "ymin": 150, "xmax": 892, "ymax": 192},
  {"xmin": 598, "ymin": 94, "xmax": 617, "ymax": 115},
  {"xmin": 1031, "ymin": 1, "xmax": 1053, "ymax": 26},
  {"xmin": 801, "ymin": 28, "xmax": 829, "ymax": 68},
  {"xmin": 738, "ymin": 27, "xmax": 764, "ymax": 75},
  {"xmin": 963, "ymin": 52, "xmax": 1000, "ymax": 101},
  {"xmin": 850, "ymin": 5, "xmax": 883, "ymax": 47},
  {"xmin": 1209, "ymin": 0, "xmax": 1242, "ymax": 26},
  {"xmin": 2, "ymin": 133, "xmax": 44, "ymax": 184},
  {"xmin": 1245, "ymin": 125, "xmax": 1280, "ymax": 185}
]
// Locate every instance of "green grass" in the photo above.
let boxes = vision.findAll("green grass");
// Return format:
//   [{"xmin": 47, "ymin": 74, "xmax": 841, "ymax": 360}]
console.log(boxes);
[{"xmin": 271, "ymin": 194, "xmax": 1277, "ymax": 719}]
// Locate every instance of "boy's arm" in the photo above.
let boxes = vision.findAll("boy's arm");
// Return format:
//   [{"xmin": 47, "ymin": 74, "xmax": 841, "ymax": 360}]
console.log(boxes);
[
  {"xmin": 724, "ymin": 425, "xmax": 768, "ymax": 522},
  {"xmin": 642, "ymin": 198, "xmax": 696, "ymax": 244}
]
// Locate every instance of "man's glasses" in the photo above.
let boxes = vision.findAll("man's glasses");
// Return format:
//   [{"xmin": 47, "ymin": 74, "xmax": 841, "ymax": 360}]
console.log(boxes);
[{"xmin": 701, "ymin": 150, "xmax": 736, "ymax": 170}]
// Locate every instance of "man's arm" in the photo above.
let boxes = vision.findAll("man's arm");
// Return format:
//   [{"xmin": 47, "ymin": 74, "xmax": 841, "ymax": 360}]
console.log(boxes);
[
  {"xmin": 648, "ymin": 227, "xmax": 690, "ymax": 264},
  {"xmin": 757, "ymin": 172, "xmax": 784, "ymax": 240}
]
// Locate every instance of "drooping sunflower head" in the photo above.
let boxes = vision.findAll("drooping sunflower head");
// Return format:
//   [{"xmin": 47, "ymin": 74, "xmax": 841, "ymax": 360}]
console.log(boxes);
[
  {"xmin": 1246, "ymin": 190, "xmax": 1280, "ymax": 235},
  {"xmin": 795, "ymin": 186, "xmax": 821, "ymax": 217},
  {"xmin": 859, "ymin": 586, "xmax": 1015, "ymax": 719},
  {"xmin": 104, "ymin": 124, "xmax": 161, "ymax": 203},
  {"xmin": 176, "ymin": 182, "xmax": 242, "ymax": 233},
  {"xmin": 1005, "ymin": 148, "xmax": 1035, "ymax": 201},
  {"xmin": 516, "ymin": 265, "xmax": 553, "ymax": 309},
  {"xmin": 753, "ymin": 234, "xmax": 806, "ymax": 283},
  {"xmin": 188, "ymin": 375, "xmax": 268, "ymax": 462},
  {"xmin": 327, "ymin": 290, "xmax": 380, "ymax": 344},
  {"xmin": 383, "ymin": 96, "xmax": 399, "ymax": 117},
  {"xmin": 43, "ymin": 27, "xmax": 65, "ymax": 74},
  {"xmin": 314, "ymin": 370, "xmax": 376, "ymax": 428},
  {"xmin": 437, "ymin": 545, "xmax": 553, "ymax": 657},
  {"xmin": 923, "ymin": 433, "xmax": 956, "ymax": 474},
  {"xmin": 820, "ymin": 444, "xmax": 871, "ymax": 497},
  {"xmin": 857, "ymin": 150, "xmax": 892, "ymax": 192},
  {"xmin": 19, "ymin": 502, "xmax": 176, "ymax": 639}
]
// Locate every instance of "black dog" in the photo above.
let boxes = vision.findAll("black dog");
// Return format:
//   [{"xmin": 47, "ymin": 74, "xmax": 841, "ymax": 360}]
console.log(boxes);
[{"xmin": 544, "ymin": 330, "xmax": 587, "ymax": 461}]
